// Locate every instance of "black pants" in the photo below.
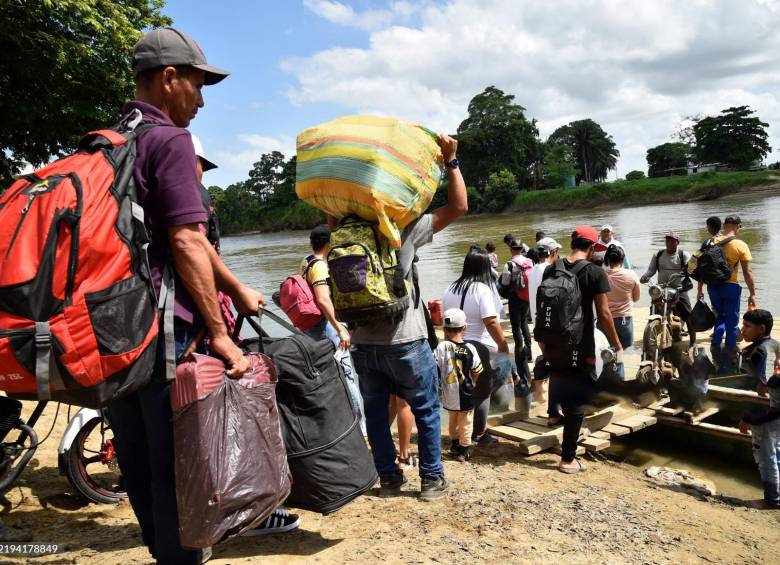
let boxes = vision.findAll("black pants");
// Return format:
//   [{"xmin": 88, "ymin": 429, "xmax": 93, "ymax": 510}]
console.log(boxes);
[
  {"xmin": 107, "ymin": 322, "xmax": 203, "ymax": 565},
  {"xmin": 549, "ymin": 372, "xmax": 593, "ymax": 462},
  {"xmin": 508, "ymin": 295, "xmax": 532, "ymax": 366}
]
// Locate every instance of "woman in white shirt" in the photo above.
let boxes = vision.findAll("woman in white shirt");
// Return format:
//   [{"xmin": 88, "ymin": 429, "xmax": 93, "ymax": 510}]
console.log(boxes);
[{"xmin": 442, "ymin": 248, "xmax": 510, "ymax": 446}]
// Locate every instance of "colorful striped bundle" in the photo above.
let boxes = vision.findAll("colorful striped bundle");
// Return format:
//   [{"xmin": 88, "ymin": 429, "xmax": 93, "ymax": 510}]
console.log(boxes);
[{"xmin": 295, "ymin": 115, "xmax": 444, "ymax": 248}]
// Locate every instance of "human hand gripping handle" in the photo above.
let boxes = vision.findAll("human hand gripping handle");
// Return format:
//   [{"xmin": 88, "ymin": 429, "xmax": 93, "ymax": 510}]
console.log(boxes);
[
  {"xmin": 209, "ymin": 332, "xmax": 248, "ymax": 378},
  {"xmin": 231, "ymin": 284, "xmax": 266, "ymax": 315}
]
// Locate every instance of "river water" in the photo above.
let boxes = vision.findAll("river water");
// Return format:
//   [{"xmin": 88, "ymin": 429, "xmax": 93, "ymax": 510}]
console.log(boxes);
[{"xmin": 221, "ymin": 190, "xmax": 779, "ymax": 498}]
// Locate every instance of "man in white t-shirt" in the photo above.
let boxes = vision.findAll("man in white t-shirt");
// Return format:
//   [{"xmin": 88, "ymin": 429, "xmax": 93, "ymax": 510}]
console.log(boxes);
[{"xmin": 593, "ymin": 224, "xmax": 631, "ymax": 268}]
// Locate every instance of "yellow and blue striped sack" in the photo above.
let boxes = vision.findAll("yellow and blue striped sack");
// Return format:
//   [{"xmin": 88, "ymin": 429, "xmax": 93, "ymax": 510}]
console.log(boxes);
[{"xmin": 295, "ymin": 115, "xmax": 444, "ymax": 249}]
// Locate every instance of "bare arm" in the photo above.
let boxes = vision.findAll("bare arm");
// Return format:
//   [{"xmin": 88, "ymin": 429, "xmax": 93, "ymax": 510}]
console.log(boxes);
[
  {"xmin": 742, "ymin": 260, "xmax": 756, "ymax": 304},
  {"xmin": 640, "ymin": 254, "xmax": 657, "ymax": 283},
  {"xmin": 632, "ymin": 278, "xmax": 641, "ymax": 302},
  {"xmin": 169, "ymin": 225, "xmax": 247, "ymax": 376},
  {"xmin": 313, "ymin": 284, "xmax": 350, "ymax": 349},
  {"xmin": 484, "ymin": 316, "xmax": 509, "ymax": 353},
  {"xmin": 200, "ymin": 242, "xmax": 265, "ymax": 314},
  {"xmin": 595, "ymin": 293, "xmax": 623, "ymax": 351},
  {"xmin": 432, "ymin": 134, "xmax": 468, "ymax": 234}
]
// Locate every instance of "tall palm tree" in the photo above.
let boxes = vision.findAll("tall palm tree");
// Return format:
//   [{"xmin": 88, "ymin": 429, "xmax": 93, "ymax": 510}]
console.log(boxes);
[{"xmin": 549, "ymin": 119, "xmax": 619, "ymax": 183}]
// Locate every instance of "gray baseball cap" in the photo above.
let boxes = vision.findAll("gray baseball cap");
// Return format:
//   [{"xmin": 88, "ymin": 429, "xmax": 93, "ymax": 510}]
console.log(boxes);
[{"xmin": 133, "ymin": 27, "xmax": 230, "ymax": 85}]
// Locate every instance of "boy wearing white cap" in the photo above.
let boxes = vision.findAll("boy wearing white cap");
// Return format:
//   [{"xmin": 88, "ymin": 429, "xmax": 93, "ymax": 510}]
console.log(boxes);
[{"xmin": 434, "ymin": 308, "xmax": 484, "ymax": 462}]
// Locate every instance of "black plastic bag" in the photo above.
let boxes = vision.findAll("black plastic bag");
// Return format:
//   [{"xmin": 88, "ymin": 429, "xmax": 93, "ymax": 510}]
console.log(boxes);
[
  {"xmin": 172, "ymin": 353, "xmax": 291, "ymax": 549},
  {"xmin": 688, "ymin": 299, "xmax": 716, "ymax": 332}
]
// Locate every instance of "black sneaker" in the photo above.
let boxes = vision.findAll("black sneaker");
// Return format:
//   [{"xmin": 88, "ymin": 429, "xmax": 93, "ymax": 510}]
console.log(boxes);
[
  {"xmin": 379, "ymin": 472, "xmax": 407, "ymax": 498},
  {"xmin": 454, "ymin": 446, "xmax": 471, "ymax": 462},
  {"xmin": 472, "ymin": 432, "xmax": 499, "ymax": 447},
  {"xmin": 241, "ymin": 508, "xmax": 301, "ymax": 536},
  {"xmin": 420, "ymin": 475, "xmax": 449, "ymax": 501}
]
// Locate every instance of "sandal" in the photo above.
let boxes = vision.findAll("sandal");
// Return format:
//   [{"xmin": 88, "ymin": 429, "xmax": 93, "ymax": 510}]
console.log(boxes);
[
  {"xmin": 558, "ymin": 458, "xmax": 587, "ymax": 474},
  {"xmin": 398, "ymin": 453, "xmax": 418, "ymax": 468}
]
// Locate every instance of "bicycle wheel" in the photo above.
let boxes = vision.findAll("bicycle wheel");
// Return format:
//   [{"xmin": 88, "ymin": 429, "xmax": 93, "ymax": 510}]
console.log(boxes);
[{"xmin": 63, "ymin": 415, "xmax": 126, "ymax": 504}]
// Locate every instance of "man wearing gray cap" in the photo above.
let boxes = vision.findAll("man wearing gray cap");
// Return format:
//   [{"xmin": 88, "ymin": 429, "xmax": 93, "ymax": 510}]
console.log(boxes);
[
  {"xmin": 107, "ymin": 28, "xmax": 266, "ymax": 564},
  {"xmin": 641, "ymin": 231, "xmax": 694, "ymax": 343}
]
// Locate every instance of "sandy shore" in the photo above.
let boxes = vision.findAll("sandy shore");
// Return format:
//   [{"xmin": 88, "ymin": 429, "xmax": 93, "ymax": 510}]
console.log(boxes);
[
  {"xmin": 1, "ymin": 398, "xmax": 780, "ymax": 565},
  {"xmin": 2, "ymin": 308, "xmax": 780, "ymax": 564}
]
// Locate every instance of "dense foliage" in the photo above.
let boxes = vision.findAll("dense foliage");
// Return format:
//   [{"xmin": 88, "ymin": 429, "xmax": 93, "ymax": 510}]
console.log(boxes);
[
  {"xmin": 646, "ymin": 142, "xmax": 692, "ymax": 177},
  {"xmin": 625, "ymin": 170, "xmax": 646, "ymax": 181},
  {"xmin": 0, "ymin": 0, "xmax": 170, "ymax": 186},
  {"xmin": 692, "ymin": 106, "xmax": 770, "ymax": 170},
  {"xmin": 548, "ymin": 119, "xmax": 619, "ymax": 183}
]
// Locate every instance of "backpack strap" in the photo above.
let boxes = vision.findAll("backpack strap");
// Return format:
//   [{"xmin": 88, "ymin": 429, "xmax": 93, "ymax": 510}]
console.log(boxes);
[
  {"xmin": 302, "ymin": 255, "xmax": 321, "ymax": 279},
  {"xmin": 459, "ymin": 281, "xmax": 473, "ymax": 310},
  {"xmin": 715, "ymin": 236, "xmax": 736, "ymax": 247},
  {"xmin": 568, "ymin": 259, "xmax": 590, "ymax": 277}
]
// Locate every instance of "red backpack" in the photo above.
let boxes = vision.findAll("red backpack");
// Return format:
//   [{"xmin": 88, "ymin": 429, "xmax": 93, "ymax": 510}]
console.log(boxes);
[
  {"xmin": 279, "ymin": 257, "xmax": 323, "ymax": 331},
  {"xmin": 0, "ymin": 113, "xmax": 159, "ymax": 407}
]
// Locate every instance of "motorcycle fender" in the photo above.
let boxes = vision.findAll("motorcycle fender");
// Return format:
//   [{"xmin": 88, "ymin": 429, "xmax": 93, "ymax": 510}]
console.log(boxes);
[{"xmin": 58, "ymin": 408, "xmax": 101, "ymax": 457}]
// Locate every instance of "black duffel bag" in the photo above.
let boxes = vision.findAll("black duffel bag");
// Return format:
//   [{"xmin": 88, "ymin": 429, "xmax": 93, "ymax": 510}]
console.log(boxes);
[
  {"xmin": 688, "ymin": 299, "xmax": 717, "ymax": 332},
  {"xmin": 236, "ymin": 309, "xmax": 378, "ymax": 514}
]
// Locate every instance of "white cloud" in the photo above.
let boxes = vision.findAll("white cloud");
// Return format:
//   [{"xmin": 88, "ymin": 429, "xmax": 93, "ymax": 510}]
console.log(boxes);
[
  {"xmin": 303, "ymin": 0, "xmax": 420, "ymax": 31},
  {"xmin": 206, "ymin": 133, "xmax": 296, "ymax": 186},
  {"xmin": 289, "ymin": 0, "xmax": 780, "ymax": 176}
]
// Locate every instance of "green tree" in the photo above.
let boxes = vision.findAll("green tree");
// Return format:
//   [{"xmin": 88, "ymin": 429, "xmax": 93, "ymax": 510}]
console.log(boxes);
[
  {"xmin": 625, "ymin": 170, "xmax": 646, "ymax": 181},
  {"xmin": 245, "ymin": 151, "xmax": 286, "ymax": 201},
  {"xmin": 542, "ymin": 142, "xmax": 578, "ymax": 188},
  {"xmin": 0, "ymin": 0, "xmax": 170, "ymax": 186},
  {"xmin": 693, "ymin": 106, "xmax": 771, "ymax": 169},
  {"xmin": 646, "ymin": 142, "xmax": 691, "ymax": 177},
  {"xmin": 548, "ymin": 119, "xmax": 619, "ymax": 183},
  {"xmin": 482, "ymin": 169, "xmax": 517, "ymax": 213},
  {"xmin": 456, "ymin": 86, "xmax": 540, "ymax": 189}
]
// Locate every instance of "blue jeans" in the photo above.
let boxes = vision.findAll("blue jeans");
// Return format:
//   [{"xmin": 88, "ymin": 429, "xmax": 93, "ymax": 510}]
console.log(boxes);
[
  {"xmin": 351, "ymin": 339, "xmax": 444, "ymax": 478},
  {"xmin": 613, "ymin": 316, "xmax": 634, "ymax": 350},
  {"xmin": 708, "ymin": 282, "xmax": 741, "ymax": 352},
  {"xmin": 752, "ymin": 419, "xmax": 780, "ymax": 507},
  {"xmin": 305, "ymin": 318, "xmax": 363, "ymax": 425},
  {"xmin": 108, "ymin": 320, "xmax": 203, "ymax": 565}
]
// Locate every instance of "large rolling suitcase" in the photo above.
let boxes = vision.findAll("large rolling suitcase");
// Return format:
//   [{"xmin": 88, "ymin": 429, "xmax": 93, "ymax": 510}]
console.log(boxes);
[{"xmin": 237, "ymin": 310, "xmax": 377, "ymax": 514}]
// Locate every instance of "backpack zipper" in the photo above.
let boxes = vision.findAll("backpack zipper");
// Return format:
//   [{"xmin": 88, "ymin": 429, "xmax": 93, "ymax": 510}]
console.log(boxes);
[{"xmin": 287, "ymin": 335, "xmax": 320, "ymax": 376}]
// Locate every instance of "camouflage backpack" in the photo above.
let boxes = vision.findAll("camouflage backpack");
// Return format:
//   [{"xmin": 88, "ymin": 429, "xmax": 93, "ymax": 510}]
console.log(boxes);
[{"xmin": 327, "ymin": 218, "xmax": 409, "ymax": 324}]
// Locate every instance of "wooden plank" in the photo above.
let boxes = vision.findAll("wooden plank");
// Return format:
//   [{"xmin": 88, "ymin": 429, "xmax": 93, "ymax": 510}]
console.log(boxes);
[
  {"xmin": 684, "ymin": 406, "xmax": 719, "ymax": 424},
  {"xmin": 508, "ymin": 420, "xmax": 554, "ymax": 435},
  {"xmin": 488, "ymin": 425, "xmax": 538, "ymax": 442},
  {"xmin": 708, "ymin": 384, "xmax": 769, "ymax": 405},
  {"xmin": 487, "ymin": 411, "xmax": 528, "ymax": 427},
  {"xmin": 656, "ymin": 415, "xmax": 752, "ymax": 443},
  {"xmin": 602, "ymin": 423, "xmax": 631, "ymax": 437},
  {"xmin": 591, "ymin": 431, "xmax": 611, "ymax": 440},
  {"xmin": 614, "ymin": 414, "xmax": 657, "ymax": 432},
  {"xmin": 579, "ymin": 436, "xmax": 611, "ymax": 451},
  {"xmin": 655, "ymin": 405, "xmax": 684, "ymax": 416}
]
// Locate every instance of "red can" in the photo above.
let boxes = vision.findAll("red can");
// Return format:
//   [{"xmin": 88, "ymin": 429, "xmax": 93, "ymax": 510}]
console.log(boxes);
[{"xmin": 428, "ymin": 299, "xmax": 443, "ymax": 326}]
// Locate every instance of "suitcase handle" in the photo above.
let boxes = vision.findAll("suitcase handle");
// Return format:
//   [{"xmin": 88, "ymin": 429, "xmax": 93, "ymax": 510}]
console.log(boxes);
[{"xmin": 233, "ymin": 308, "xmax": 306, "ymax": 352}]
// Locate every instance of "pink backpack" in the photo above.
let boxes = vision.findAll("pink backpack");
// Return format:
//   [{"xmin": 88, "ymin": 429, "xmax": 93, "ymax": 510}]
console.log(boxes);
[{"xmin": 279, "ymin": 257, "xmax": 324, "ymax": 331}]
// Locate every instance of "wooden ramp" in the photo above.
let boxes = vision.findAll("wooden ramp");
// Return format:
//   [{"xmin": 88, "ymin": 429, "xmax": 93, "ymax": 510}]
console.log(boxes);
[
  {"xmin": 647, "ymin": 396, "xmax": 759, "ymax": 443},
  {"xmin": 487, "ymin": 403, "xmax": 657, "ymax": 455}
]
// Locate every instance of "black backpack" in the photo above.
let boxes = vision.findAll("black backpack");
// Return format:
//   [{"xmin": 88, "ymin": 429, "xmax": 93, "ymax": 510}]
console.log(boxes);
[
  {"xmin": 690, "ymin": 236, "xmax": 735, "ymax": 285},
  {"xmin": 236, "ymin": 310, "xmax": 377, "ymax": 515},
  {"xmin": 534, "ymin": 259, "xmax": 588, "ymax": 346}
]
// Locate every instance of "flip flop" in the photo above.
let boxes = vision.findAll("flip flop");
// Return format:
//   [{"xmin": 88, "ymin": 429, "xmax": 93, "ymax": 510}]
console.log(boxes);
[{"xmin": 558, "ymin": 459, "xmax": 587, "ymax": 474}]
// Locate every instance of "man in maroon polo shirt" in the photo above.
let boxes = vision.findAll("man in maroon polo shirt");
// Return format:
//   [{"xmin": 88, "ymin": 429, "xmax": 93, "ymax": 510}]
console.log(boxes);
[{"xmin": 107, "ymin": 28, "xmax": 264, "ymax": 564}]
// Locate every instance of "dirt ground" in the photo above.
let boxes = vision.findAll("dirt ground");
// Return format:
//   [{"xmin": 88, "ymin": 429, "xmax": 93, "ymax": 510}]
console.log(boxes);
[{"xmin": 1, "ymin": 402, "xmax": 779, "ymax": 565}]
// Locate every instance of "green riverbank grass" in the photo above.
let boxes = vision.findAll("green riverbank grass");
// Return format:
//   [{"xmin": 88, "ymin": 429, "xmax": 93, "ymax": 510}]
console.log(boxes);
[{"xmin": 510, "ymin": 170, "xmax": 779, "ymax": 212}]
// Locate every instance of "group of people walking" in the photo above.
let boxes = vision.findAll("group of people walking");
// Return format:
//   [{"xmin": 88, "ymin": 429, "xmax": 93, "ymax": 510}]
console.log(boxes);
[{"xmin": 13, "ymin": 25, "xmax": 773, "ymax": 565}]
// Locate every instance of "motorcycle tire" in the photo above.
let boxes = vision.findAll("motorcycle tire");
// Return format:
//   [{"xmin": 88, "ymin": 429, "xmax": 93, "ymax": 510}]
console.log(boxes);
[{"xmin": 62, "ymin": 415, "xmax": 127, "ymax": 505}]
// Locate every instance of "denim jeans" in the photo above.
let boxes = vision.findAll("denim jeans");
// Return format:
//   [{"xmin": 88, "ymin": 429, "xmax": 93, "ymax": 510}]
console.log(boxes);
[
  {"xmin": 613, "ymin": 316, "xmax": 634, "ymax": 350},
  {"xmin": 508, "ymin": 295, "xmax": 532, "ymax": 365},
  {"xmin": 708, "ymin": 282, "xmax": 742, "ymax": 352},
  {"xmin": 305, "ymin": 318, "xmax": 363, "ymax": 425},
  {"xmin": 752, "ymin": 419, "xmax": 780, "ymax": 507},
  {"xmin": 108, "ymin": 319, "xmax": 203, "ymax": 565},
  {"xmin": 351, "ymin": 339, "xmax": 444, "ymax": 478}
]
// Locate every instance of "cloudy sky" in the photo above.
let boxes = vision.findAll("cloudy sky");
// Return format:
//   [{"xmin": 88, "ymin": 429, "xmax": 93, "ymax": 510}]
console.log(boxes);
[{"xmin": 170, "ymin": 0, "xmax": 780, "ymax": 188}]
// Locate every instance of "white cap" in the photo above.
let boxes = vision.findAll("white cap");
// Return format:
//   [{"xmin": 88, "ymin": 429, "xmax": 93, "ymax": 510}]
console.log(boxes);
[
  {"xmin": 537, "ymin": 237, "xmax": 561, "ymax": 252},
  {"xmin": 190, "ymin": 133, "xmax": 218, "ymax": 171},
  {"xmin": 601, "ymin": 224, "xmax": 613, "ymax": 233},
  {"xmin": 443, "ymin": 308, "xmax": 467, "ymax": 329}
]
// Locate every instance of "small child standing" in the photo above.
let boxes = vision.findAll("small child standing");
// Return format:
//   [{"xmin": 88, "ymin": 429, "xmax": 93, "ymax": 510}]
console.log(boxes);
[
  {"xmin": 738, "ymin": 308, "xmax": 780, "ymax": 509},
  {"xmin": 434, "ymin": 308, "xmax": 484, "ymax": 462}
]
